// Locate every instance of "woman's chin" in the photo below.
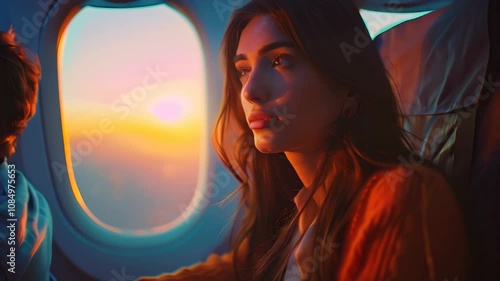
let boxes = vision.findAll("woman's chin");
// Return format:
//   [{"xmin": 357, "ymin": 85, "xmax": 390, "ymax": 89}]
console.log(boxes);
[
  {"xmin": 253, "ymin": 134, "xmax": 286, "ymax": 153},
  {"xmin": 255, "ymin": 142, "xmax": 282, "ymax": 154}
]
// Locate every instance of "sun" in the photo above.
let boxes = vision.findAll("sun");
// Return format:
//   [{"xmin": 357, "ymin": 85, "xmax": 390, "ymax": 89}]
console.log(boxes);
[{"xmin": 150, "ymin": 94, "xmax": 189, "ymax": 123}]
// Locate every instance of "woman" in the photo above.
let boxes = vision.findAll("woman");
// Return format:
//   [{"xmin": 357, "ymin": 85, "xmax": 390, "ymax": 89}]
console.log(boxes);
[{"xmin": 139, "ymin": 0, "xmax": 467, "ymax": 280}]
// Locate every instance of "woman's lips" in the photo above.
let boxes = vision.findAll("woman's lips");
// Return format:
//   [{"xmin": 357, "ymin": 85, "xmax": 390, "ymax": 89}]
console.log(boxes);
[
  {"xmin": 249, "ymin": 119, "xmax": 271, "ymax": 129},
  {"xmin": 248, "ymin": 111, "xmax": 273, "ymax": 130}
]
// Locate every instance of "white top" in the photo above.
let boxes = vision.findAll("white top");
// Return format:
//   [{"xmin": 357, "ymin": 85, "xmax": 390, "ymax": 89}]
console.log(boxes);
[{"xmin": 282, "ymin": 185, "xmax": 325, "ymax": 281}]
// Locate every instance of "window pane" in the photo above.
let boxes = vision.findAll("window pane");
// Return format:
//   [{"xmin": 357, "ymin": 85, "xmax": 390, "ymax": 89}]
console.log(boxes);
[
  {"xmin": 359, "ymin": 9, "xmax": 433, "ymax": 38},
  {"xmin": 58, "ymin": 4, "xmax": 207, "ymax": 234}
]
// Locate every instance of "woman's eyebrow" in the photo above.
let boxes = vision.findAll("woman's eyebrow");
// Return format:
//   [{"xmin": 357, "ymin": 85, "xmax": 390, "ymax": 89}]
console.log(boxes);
[{"xmin": 233, "ymin": 41, "xmax": 296, "ymax": 64}]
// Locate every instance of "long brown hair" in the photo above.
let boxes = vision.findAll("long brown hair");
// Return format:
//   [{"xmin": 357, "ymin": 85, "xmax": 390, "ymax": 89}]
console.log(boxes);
[{"xmin": 212, "ymin": 0, "xmax": 414, "ymax": 280}]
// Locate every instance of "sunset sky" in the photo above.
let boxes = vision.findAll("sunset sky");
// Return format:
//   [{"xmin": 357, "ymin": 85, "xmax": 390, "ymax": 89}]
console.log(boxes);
[{"xmin": 58, "ymin": 4, "xmax": 207, "ymax": 234}]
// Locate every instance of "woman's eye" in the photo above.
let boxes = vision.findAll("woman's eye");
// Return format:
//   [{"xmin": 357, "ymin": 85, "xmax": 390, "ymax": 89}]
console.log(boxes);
[
  {"xmin": 238, "ymin": 68, "xmax": 250, "ymax": 77},
  {"xmin": 271, "ymin": 54, "xmax": 292, "ymax": 67}
]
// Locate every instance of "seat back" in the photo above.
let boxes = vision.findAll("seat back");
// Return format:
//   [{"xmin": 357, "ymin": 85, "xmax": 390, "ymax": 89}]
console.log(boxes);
[{"xmin": 363, "ymin": 0, "xmax": 496, "ymax": 278}]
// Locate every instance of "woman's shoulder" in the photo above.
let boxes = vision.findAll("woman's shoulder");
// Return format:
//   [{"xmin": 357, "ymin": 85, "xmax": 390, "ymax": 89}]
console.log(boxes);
[
  {"xmin": 350, "ymin": 164, "xmax": 460, "ymax": 225},
  {"xmin": 340, "ymin": 165, "xmax": 467, "ymax": 281},
  {"xmin": 362, "ymin": 164, "xmax": 452, "ymax": 202},
  {"xmin": 368, "ymin": 163, "xmax": 447, "ymax": 188}
]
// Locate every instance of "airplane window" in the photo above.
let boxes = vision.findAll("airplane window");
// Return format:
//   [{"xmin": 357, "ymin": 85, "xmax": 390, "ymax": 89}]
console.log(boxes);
[
  {"xmin": 57, "ymin": 4, "xmax": 208, "ymax": 234},
  {"xmin": 359, "ymin": 9, "xmax": 433, "ymax": 38}
]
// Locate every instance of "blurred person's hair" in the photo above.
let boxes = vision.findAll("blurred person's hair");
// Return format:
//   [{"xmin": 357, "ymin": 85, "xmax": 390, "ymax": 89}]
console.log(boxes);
[{"xmin": 0, "ymin": 27, "xmax": 41, "ymax": 159}]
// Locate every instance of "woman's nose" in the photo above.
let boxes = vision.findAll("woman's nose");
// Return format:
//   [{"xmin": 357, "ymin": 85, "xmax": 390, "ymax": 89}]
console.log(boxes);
[{"xmin": 242, "ymin": 69, "xmax": 271, "ymax": 104}]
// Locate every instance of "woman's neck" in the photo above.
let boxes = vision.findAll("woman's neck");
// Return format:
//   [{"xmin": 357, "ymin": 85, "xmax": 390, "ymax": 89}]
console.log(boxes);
[
  {"xmin": 285, "ymin": 150, "xmax": 332, "ymax": 233},
  {"xmin": 284, "ymin": 150, "xmax": 323, "ymax": 189},
  {"xmin": 286, "ymin": 150, "xmax": 333, "ymax": 203}
]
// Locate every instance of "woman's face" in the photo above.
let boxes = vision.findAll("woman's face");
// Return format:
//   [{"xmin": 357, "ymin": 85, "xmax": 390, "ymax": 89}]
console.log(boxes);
[{"xmin": 235, "ymin": 14, "xmax": 347, "ymax": 154}]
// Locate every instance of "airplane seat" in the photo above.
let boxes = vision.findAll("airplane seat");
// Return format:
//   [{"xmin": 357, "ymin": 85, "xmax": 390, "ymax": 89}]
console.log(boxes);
[
  {"xmin": 364, "ymin": 0, "xmax": 494, "ymax": 279},
  {"xmin": 370, "ymin": 0, "xmax": 488, "ymax": 202},
  {"xmin": 468, "ymin": 0, "xmax": 500, "ymax": 278}
]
